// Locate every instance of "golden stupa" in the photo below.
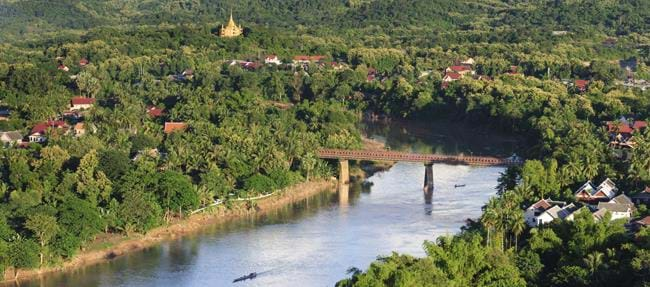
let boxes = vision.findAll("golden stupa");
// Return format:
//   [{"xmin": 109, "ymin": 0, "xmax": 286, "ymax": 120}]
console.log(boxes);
[{"xmin": 219, "ymin": 12, "xmax": 243, "ymax": 38}]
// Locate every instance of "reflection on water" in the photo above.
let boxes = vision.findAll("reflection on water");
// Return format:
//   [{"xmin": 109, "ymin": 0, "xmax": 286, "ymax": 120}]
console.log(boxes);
[{"xmin": 10, "ymin": 121, "xmax": 510, "ymax": 287}]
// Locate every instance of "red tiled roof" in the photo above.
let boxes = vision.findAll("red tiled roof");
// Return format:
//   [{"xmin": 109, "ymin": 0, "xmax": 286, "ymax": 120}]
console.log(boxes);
[
  {"xmin": 57, "ymin": 64, "xmax": 68, "ymax": 70},
  {"xmin": 164, "ymin": 122, "xmax": 187, "ymax": 134},
  {"xmin": 449, "ymin": 65, "xmax": 471, "ymax": 72},
  {"xmin": 265, "ymin": 55, "xmax": 278, "ymax": 60},
  {"xmin": 531, "ymin": 199, "xmax": 552, "ymax": 210},
  {"xmin": 575, "ymin": 79, "xmax": 590, "ymax": 89},
  {"xmin": 31, "ymin": 120, "xmax": 67, "ymax": 134},
  {"xmin": 445, "ymin": 72, "xmax": 462, "ymax": 80},
  {"xmin": 71, "ymin": 97, "xmax": 96, "ymax": 106},
  {"xmin": 293, "ymin": 55, "xmax": 326, "ymax": 61},
  {"xmin": 79, "ymin": 58, "xmax": 89, "ymax": 66},
  {"xmin": 636, "ymin": 216, "xmax": 650, "ymax": 226},
  {"xmin": 607, "ymin": 121, "xmax": 646, "ymax": 134},
  {"xmin": 607, "ymin": 122, "xmax": 633, "ymax": 134},
  {"xmin": 633, "ymin": 121, "xmax": 648, "ymax": 130},
  {"xmin": 147, "ymin": 106, "xmax": 165, "ymax": 117}
]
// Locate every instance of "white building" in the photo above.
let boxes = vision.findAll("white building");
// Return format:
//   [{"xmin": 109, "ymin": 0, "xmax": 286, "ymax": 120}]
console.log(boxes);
[
  {"xmin": 575, "ymin": 178, "xmax": 618, "ymax": 202},
  {"xmin": 0, "ymin": 131, "xmax": 23, "ymax": 147},
  {"xmin": 264, "ymin": 55, "xmax": 282, "ymax": 65}
]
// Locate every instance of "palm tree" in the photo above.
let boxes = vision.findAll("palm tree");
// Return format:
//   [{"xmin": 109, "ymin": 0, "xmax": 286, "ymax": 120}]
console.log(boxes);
[
  {"xmin": 584, "ymin": 252, "xmax": 604, "ymax": 275},
  {"xmin": 481, "ymin": 208, "xmax": 498, "ymax": 247},
  {"xmin": 510, "ymin": 211, "xmax": 526, "ymax": 251}
]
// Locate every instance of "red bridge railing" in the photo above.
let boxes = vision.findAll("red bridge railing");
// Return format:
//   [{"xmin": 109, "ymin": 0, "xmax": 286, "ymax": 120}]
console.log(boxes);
[{"xmin": 317, "ymin": 149, "xmax": 522, "ymax": 167}]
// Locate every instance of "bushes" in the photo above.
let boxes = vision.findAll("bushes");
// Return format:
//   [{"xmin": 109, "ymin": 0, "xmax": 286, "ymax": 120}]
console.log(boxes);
[
  {"xmin": 117, "ymin": 190, "xmax": 162, "ymax": 234},
  {"xmin": 244, "ymin": 174, "xmax": 276, "ymax": 194}
]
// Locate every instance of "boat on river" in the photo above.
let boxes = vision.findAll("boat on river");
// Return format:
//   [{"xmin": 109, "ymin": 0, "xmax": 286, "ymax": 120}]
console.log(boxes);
[
  {"xmin": 454, "ymin": 184, "xmax": 466, "ymax": 188},
  {"xmin": 233, "ymin": 272, "xmax": 257, "ymax": 283}
]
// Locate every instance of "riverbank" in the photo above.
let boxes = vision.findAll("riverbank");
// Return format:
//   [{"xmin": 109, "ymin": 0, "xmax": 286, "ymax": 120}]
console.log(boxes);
[
  {"xmin": 2, "ymin": 179, "xmax": 337, "ymax": 284},
  {"xmin": 3, "ymin": 137, "xmax": 391, "ymax": 285}
]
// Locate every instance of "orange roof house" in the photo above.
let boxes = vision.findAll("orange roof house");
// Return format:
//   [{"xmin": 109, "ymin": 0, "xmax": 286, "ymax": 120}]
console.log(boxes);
[
  {"xmin": 164, "ymin": 122, "xmax": 188, "ymax": 134},
  {"xmin": 575, "ymin": 80, "xmax": 590, "ymax": 92}
]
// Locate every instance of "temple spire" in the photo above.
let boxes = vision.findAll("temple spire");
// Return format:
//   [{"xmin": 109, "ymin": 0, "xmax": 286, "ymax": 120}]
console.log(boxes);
[{"xmin": 219, "ymin": 10, "xmax": 243, "ymax": 38}]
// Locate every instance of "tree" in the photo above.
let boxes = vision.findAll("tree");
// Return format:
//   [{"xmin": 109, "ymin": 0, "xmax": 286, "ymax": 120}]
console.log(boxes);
[
  {"xmin": 511, "ymin": 211, "xmax": 525, "ymax": 251},
  {"xmin": 157, "ymin": 171, "xmax": 199, "ymax": 216},
  {"xmin": 98, "ymin": 150, "xmax": 131, "ymax": 181},
  {"xmin": 76, "ymin": 71, "xmax": 101, "ymax": 98},
  {"xmin": 25, "ymin": 214, "xmax": 59, "ymax": 265},
  {"xmin": 76, "ymin": 149, "xmax": 112, "ymax": 206},
  {"xmin": 117, "ymin": 189, "xmax": 162, "ymax": 234}
]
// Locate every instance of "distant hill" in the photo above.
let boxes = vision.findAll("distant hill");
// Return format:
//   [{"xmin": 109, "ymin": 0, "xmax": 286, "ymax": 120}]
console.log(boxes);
[{"xmin": 0, "ymin": 0, "xmax": 647, "ymax": 42}]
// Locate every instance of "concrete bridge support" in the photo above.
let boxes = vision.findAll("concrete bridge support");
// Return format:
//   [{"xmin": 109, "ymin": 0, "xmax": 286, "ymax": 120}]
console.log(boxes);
[
  {"xmin": 423, "ymin": 163, "xmax": 433, "ymax": 204},
  {"xmin": 338, "ymin": 159, "xmax": 350, "ymax": 207},
  {"xmin": 339, "ymin": 159, "xmax": 349, "ymax": 184}
]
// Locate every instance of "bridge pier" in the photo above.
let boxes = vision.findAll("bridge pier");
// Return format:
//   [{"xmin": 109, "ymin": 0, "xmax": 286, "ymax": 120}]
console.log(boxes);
[
  {"xmin": 339, "ymin": 159, "xmax": 349, "ymax": 184},
  {"xmin": 423, "ymin": 163, "xmax": 433, "ymax": 204}
]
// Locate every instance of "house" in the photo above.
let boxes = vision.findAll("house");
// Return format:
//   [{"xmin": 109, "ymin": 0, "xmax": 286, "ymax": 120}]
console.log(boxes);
[
  {"xmin": 182, "ymin": 69, "xmax": 194, "ymax": 80},
  {"xmin": 74, "ymin": 123, "xmax": 86, "ymax": 137},
  {"xmin": 0, "ymin": 131, "xmax": 23, "ymax": 147},
  {"xmin": 164, "ymin": 122, "xmax": 188, "ymax": 134},
  {"xmin": 460, "ymin": 58, "xmax": 476, "ymax": 67},
  {"xmin": 524, "ymin": 199, "xmax": 570, "ymax": 227},
  {"xmin": 57, "ymin": 64, "xmax": 69, "ymax": 72},
  {"xmin": 29, "ymin": 120, "xmax": 67, "ymax": 143},
  {"xmin": 239, "ymin": 61, "xmax": 261, "ymax": 71},
  {"xmin": 632, "ymin": 187, "xmax": 650, "ymax": 205},
  {"xmin": 70, "ymin": 97, "xmax": 96, "ymax": 111},
  {"xmin": 525, "ymin": 199, "xmax": 553, "ymax": 226},
  {"xmin": 445, "ymin": 65, "xmax": 474, "ymax": 76},
  {"xmin": 79, "ymin": 58, "xmax": 89, "ymax": 67},
  {"xmin": 292, "ymin": 55, "xmax": 327, "ymax": 64},
  {"xmin": 575, "ymin": 80, "xmax": 590, "ymax": 92},
  {"xmin": 606, "ymin": 118, "xmax": 648, "ymax": 148},
  {"xmin": 265, "ymin": 55, "xmax": 282, "ymax": 65},
  {"xmin": 632, "ymin": 216, "xmax": 650, "ymax": 230},
  {"xmin": 147, "ymin": 106, "xmax": 165, "ymax": 118},
  {"xmin": 564, "ymin": 206, "xmax": 591, "ymax": 221},
  {"xmin": 443, "ymin": 72, "xmax": 462, "ymax": 82},
  {"xmin": 0, "ymin": 109, "xmax": 10, "ymax": 121},
  {"xmin": 610, "ymin": 194, "xmax": 634, "ymax": 207},
  {"xmin": 575, "ymin": 178, "xmax": 618, "ymax": 203},
  {"xmin": 596, "ymin": 201, "xmax": 633, "ymax": 221}
]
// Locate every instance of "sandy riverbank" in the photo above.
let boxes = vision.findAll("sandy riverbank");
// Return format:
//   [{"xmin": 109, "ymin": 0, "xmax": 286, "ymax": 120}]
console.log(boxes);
[{"xmin": 2, "ymin": 179, "xmax": 337, "ymax": 284}]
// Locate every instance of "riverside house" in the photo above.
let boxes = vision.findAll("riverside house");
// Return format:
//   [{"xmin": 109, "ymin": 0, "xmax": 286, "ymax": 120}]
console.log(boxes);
[{"xmin": 575, "ymin": 178, "xmax": 618, "ymax": 203}]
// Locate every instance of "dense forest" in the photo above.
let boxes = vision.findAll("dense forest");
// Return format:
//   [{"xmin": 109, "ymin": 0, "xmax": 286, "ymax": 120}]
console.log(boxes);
[{"xmin": 0, "ymin": 0, "xmax": 649, "ymax": 286}]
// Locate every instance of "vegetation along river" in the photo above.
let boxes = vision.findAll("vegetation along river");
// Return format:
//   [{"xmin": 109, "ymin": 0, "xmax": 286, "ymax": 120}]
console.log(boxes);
[{"xmin": 14, "ymin": 120, "xmax": 519, "ymax": 287}]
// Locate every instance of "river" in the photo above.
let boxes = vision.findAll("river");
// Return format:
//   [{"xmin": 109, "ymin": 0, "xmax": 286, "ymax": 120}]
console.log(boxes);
[{"xmin": 13, "ymin": 119, "xmax": 518, "ymax": 287}]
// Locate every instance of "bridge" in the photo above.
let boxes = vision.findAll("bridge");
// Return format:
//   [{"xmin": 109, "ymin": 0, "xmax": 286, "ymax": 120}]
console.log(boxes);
[{"xmin": 317, "ymin": 149, "xmax": 522, "ymax": 204}]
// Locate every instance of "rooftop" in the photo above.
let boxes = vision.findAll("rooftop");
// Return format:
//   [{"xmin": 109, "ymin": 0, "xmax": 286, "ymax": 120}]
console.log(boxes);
[
  {"xmin": 71, "ymin": 97, "xmax": 96, "ymax": 105},
  {"xmin": 164, "ymin": 122, "xmax": 188, "ymax": 134}
]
